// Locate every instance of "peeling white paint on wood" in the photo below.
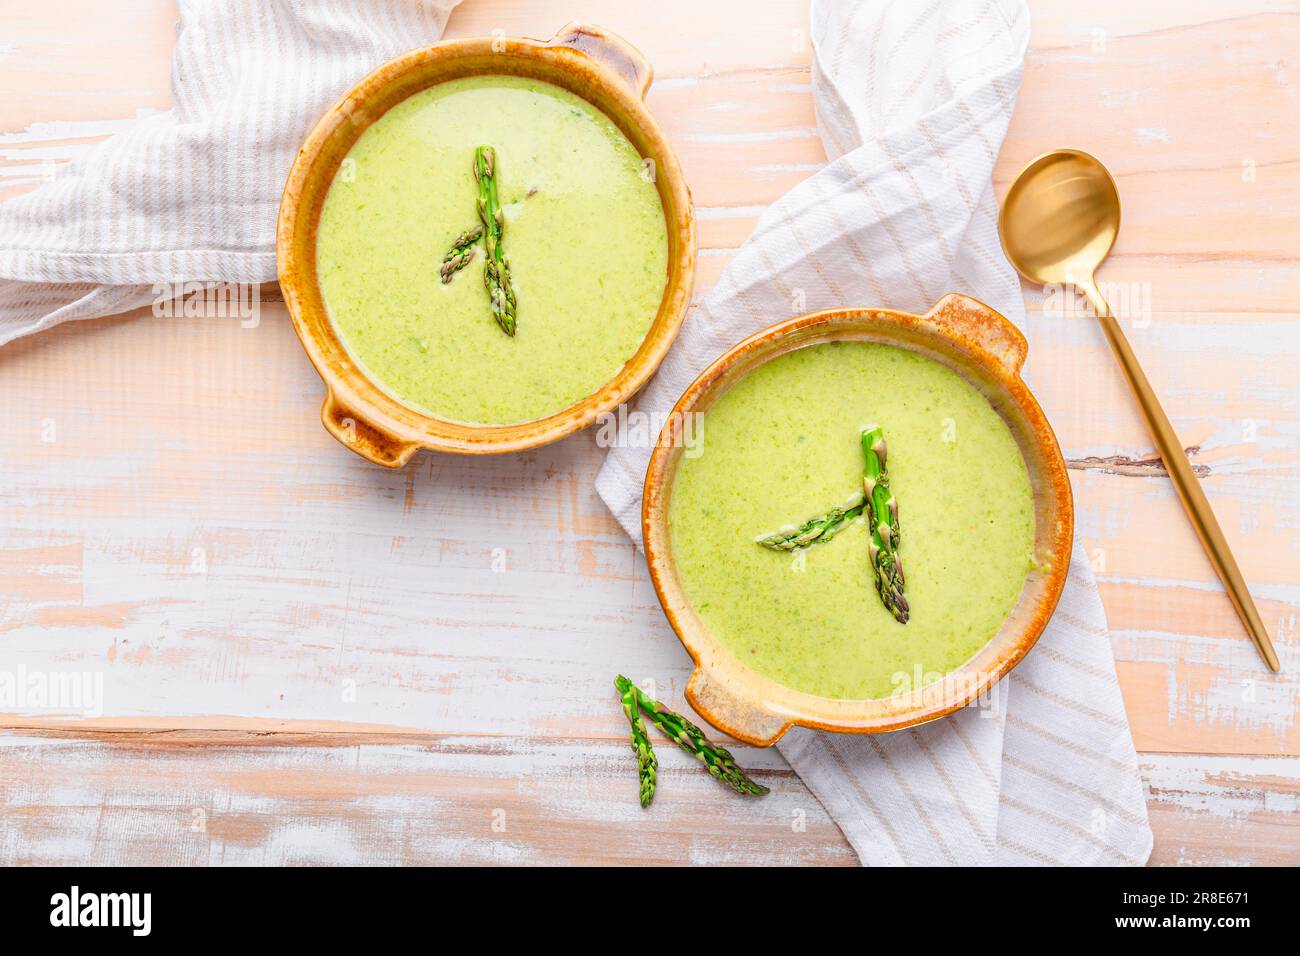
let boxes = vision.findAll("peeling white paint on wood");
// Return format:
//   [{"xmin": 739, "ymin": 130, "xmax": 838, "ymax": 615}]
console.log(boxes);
[
  {"xmin": 0, "ymin": 737, "xmax": 1293, "ymax": 865},
  {"xmin": 1143, "ymin": 753, "xmax": 1300, "ymax": 820},
  {"xmin": 0, "ymin": 112, "xmax": 162, "ymax": 145}
]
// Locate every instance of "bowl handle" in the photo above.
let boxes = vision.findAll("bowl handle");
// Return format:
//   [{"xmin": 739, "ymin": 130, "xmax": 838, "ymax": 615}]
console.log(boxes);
[
  {"xmin": 922, "ymin": 293, "xmax": 1028, "ymax": 374},
  {"xmin": 550, "ymin": 22, "xmax": 653, "ymax": 100},
  {"xmin": 686, "ymin": 667, "xmax": 792, "ymax": 747},
  {"xmin": 321, "ymin": 390, "xmax": 419, "ymax": 468}
]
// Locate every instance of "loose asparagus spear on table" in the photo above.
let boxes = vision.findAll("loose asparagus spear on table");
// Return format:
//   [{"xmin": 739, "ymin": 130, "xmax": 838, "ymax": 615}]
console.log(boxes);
[
  {"xmin": 862, "ymin": 426, "xmax": 908, "ymax": 624},
  {"xmin": 615, "ymin": 676, "xmax": 769, "ymax": 797},
  {"xmin": 614, "ymin": 675, "xmax": 658, "ymax": 807},
  {"xmin": 438, "ymin": 224, "xmax": 483, "ymax": 283},
  {"xmin": 473, "ymin": 145, "xmax": 517, "ymax": 336}
]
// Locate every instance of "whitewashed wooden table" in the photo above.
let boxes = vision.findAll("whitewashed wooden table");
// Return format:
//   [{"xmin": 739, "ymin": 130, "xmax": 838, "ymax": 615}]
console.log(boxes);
[{"xmin": 1, "ymin": 0, "xmax": 1297, "ymax": 865}]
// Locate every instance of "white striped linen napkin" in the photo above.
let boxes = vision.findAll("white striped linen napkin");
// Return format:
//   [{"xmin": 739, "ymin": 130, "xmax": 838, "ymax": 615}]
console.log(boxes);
[
  {"xmin": 596, "ymin": 0, "xmax": 1153, "ymax": 865},
  {"xmin": 0, "ymin": 0, "xmax": 461, "ymax": 345}
]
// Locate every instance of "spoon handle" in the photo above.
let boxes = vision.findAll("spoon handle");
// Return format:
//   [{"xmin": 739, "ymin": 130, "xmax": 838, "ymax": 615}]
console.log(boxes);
[{"xmin": 1081, "ymin": 282, "xmax": 1280, "ymax": 672}]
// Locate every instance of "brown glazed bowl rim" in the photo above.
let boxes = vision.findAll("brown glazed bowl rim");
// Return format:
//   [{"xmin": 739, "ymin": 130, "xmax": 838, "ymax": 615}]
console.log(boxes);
[
  {"xmin": 276, "ymin": 23, "xmax": 696, "ymax": 465},
  {"xmin": 641, "ymin": 294, "xmax": 1075, "ymax": 746}
]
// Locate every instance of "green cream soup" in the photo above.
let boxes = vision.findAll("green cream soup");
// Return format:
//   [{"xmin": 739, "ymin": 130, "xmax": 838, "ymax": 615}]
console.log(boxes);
[
  {"xmin": 668, "ymin": 341, "xmax": 1036, "ymax": 700},
  {"xmin": 317, "ymin": 76, "xmax": 668, "ymax": 424}
]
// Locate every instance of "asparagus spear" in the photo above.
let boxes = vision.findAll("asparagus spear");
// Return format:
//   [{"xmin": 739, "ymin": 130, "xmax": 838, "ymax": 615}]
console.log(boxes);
[
  {"xmin": 438, "ymin": 224, "xmax": 483, "ymax": 283},
  {"xmin": 757, "ymin": 499, "xmax": 867, "ymax": 551},
  {"xmin": 862, "ymin": 427, "xmax": 908, "ymax": 624},
  {"xmin": 613, "ymin": 675, "xmax": 658, "ymax": 807},
  {"xmin": 439, "ymin": 190, "xmax": 538, "ymax": 285},
  {"xmin": 617, "ymin": 676, "xmax": 769, "ymax": 797},
  {"xmin": 473, "ymin": 145, "xmax": 517, "ymax": 336}
]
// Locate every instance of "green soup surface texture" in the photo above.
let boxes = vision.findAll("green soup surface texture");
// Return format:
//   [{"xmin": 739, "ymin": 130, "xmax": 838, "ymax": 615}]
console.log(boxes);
[
  {"xmin": 668, "ymin": 341, "xmax": 1037, "ymax": 700},
  {"xmin": 317, "ymin": 75, "xmax": 668, "ymax": 425}
]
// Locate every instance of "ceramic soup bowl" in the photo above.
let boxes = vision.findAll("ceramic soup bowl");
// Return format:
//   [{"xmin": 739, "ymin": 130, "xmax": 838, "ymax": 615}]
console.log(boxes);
[
  {"xmin": 277, "ymin": 23, "xmax": 695, "ymax": 465},
  {"xmin": 642, "ymin": 294, "xmax": 1074, "ymax": 746}
]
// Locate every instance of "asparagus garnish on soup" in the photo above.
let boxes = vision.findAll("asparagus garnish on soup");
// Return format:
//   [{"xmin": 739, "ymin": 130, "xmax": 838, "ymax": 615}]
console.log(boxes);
[
  {"xmin": 438, "ymin": 223, "xmax": 483, "ymax": 283},
  {"xmin": 755, "ymin": 427, "xmax": 909, "ymax": 623},
  {"xmin": 473, "ymin": 145, "xmax": 517, "ymax": 336},
  {"xmin": 862, "ymin": 426, "xmax": 908, "ymax": 624},
  {"xmin": 439, "ymin": 187, "xmax": 539, "ymax": 285},
  {"xmin": 757, "ymin": 498, "xmax": 867, "ymax": 551}
]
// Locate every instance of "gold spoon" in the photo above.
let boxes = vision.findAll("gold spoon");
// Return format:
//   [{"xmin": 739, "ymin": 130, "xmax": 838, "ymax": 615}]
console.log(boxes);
[{"xmin": 999, "ymin": 148, "xmax": 1280, "ymax": 673}]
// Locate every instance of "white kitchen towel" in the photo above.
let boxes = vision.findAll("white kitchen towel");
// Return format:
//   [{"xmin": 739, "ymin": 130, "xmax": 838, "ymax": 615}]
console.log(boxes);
[
  {"xmin": 0, "ymin": 0, "xmax": 461, "ymax": 345},
  {"xmin": 596, "ymin": 0, "xmax": 1153, "ymax": 865}
]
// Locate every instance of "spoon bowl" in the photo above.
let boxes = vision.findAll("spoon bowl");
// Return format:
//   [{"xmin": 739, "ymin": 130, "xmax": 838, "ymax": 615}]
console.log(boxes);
[{"xmin": 999, "ymin": 149, "xmax": 1121, "ymax": 287}]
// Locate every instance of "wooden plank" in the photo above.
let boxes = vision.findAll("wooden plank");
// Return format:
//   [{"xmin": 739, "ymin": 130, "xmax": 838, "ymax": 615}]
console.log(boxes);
[
  {"xmin": 0, "ymin": 733, "xmax": 854, "ymax": 866},
  {"xmin": 1, "ymin": 735, "xmax": 1293, "ymax": 866},
  {"xmin": 1144, "ymin": 753, "xmax": 1300, "ymax": 866}
]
